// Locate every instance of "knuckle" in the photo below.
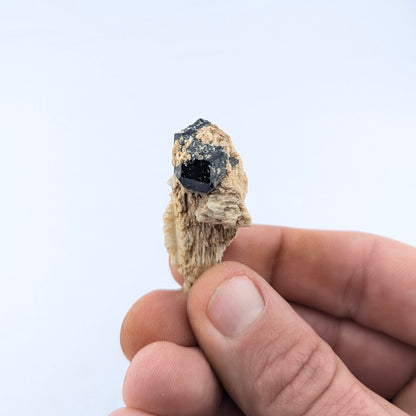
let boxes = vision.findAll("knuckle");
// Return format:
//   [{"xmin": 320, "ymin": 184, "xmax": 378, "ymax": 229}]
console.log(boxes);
[{"xmin": 248, "ymin": 333, "xmax": 339, "ymax": 414}]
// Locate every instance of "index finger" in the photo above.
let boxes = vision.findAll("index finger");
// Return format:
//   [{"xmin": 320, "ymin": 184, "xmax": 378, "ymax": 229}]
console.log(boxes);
[{"xmin": 222, "ymin": 225, "xmax": 416, "ymax": 346}]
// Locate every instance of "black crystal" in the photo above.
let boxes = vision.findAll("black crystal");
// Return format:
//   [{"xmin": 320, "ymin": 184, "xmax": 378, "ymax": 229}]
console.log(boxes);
[
  {"xmin": 229, "ymin": 157, "xmax": 239, "ymax": 167},
  {"xmin": 174, "ymin": 138, "xmax": 229, "ymax": 193},
  {"xmin": 175, "ymin": 119, "xmax": 211, "ymax": 140},
  {"xmin": 174, "ymin": 119, "xmax": 211, "ymax": 151},
  {"xmin": 175, "ymin": 160, "xmax": 212, "ymax": 193},
  {"xmin": 173, "ymin": 119, "xmax": 236, "ymax": 193}
]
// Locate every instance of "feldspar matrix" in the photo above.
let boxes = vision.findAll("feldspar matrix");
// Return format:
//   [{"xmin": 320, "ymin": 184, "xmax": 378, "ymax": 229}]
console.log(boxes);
[{"xmin": 164, "ymin": 119, "xmax": 251, "ymax": 291}]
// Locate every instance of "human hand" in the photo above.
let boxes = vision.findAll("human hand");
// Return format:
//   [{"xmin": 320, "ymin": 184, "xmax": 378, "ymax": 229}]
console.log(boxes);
[{"xmin": 110, "ymin": 225, "xmax": 416, "ymax": 415}]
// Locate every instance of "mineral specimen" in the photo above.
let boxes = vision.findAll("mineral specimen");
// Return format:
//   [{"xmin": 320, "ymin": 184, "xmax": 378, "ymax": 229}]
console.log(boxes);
[{"xmin": 164, "ymin": 119, "xmax": 251, "ymax": 291}]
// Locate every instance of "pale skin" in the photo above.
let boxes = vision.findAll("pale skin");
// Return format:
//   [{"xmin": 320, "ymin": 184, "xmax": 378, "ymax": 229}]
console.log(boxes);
[{"xmin": 110, "ymin": 225, "xmax": 416, "ymax": 416}]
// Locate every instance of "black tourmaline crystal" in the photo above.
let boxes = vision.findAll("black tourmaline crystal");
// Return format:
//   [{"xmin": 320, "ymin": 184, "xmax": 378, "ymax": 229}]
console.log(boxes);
[
  {"xmin": 174, "ymin": 118, "xmax": 212, "ymax": 151},
  {"xmin": 174, "ymin": 119, "xmax": 229, "ymax": 193},
  {"xmin": 174, "ymin": 118, "xmax": 211, "ymax": 141},
  {"xmin": 175, "ymin": 160, "xmax": 212, "ymax": 193}
]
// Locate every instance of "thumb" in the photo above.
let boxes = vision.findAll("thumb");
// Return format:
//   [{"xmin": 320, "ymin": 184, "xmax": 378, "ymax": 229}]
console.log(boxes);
[{"xmin": 187, "ymin": 261, "xmax": 390, "ymax": 416}]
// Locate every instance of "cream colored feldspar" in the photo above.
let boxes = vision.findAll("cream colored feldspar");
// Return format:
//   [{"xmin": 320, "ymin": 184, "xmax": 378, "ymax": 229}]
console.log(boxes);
[{"xmin": 164, "ymin": 121, "xmax": 251, "ymax": 291}]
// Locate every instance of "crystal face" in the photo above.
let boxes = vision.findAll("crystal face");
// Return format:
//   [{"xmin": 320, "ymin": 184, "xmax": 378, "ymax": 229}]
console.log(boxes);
[
  {"xmin": 173, "ymin": 119, "xmax": 236, "ymax": 193},
  {"xmin": 174, "ymin": 118, "xmax": 211, "ymax": 151},
  {"xmin": 174, "ymin": 141, "xmax": 228, "ymax": 193},
  {"xmin": 176, "ymin": 160, "xmax": 212, "ymax": 193}
]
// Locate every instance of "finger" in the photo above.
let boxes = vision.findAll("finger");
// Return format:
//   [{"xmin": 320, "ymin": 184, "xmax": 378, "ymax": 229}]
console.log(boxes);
[
  {"xmin": 121, "ymin": 290, "xmax": 196, "ymax": 360},
  {"xmin": 109, "ymin": 408, "xmax": 155, "ymax": 416},
  {"xmin": 120, "ymin": 287, "xmax": 416, "ymax": 394},
  {"xmin": 188, "ymin": 262, "xmax": 399, "ymax": 416},
  {"xmin": 112, "ymin": 396, "xmax": 245, "ymax": 416},
  {"xmin": 110, "ymin": 400, "xmax": 245, "ymax": 416},
  {"xmin": 223, "ymin": 225, "xmax": 416, "ymax": 346},
  {"xmin": 393, "ymin": 375, "xmax": 416, "ymax": 415},
  {"xmin": 293, "ymin": 304, "xmax": 416, "ymax": 398},
  {"xmin": 216, "ymin": 396, "xmax": 245, "ymax": 416},
  {"xmin": 123, "ymin": 342, "xmax": 222, "ymax": 416}
]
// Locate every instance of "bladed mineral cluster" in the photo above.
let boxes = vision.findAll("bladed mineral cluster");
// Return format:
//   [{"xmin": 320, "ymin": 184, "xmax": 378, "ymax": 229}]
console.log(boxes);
[{"xmin": 164, "ymin": 119, "xmax": 251, "ymax": 291}]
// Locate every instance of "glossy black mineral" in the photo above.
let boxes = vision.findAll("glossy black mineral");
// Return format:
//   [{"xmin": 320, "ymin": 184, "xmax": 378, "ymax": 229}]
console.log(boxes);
[
  {"xmin": 173, "ymin": 119, "xmax": 229, "ymax": 194},
  {"xmin": 175, "ymin": 160, "xmax": 212, "ymax": 193},
  {"xmin": 174, "ymin": 118, "xmax": 211, "ymax": 151}
]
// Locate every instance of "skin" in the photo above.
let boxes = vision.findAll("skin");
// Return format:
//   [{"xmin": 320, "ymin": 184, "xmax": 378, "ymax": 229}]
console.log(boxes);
[{"xmin": 110, "ymin": 225, "xmax": 416, "ymax": 416}]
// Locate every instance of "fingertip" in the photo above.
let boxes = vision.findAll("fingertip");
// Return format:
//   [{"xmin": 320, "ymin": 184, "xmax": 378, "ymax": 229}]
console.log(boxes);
[
  {"xmin": 188, "ymin": 261, "xmax": 258, "ymax": 314},
  {"xmin": 121, "ymin": 290, "xmax": 196, "ymax": 360},
  {"xmin": 109, "ymin": 408, "xmax": 151, "ymax": 416},
  {"xmin": 188, "ymin": 261, "xmax": 269, "ymax": 340},
  {"xmin": 123, "ymin": 342, "xmax": 222, "ymax": 416}
]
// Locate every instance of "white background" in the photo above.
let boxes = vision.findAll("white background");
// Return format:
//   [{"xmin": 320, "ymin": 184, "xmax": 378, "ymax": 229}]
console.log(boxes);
[{"xmin": 1, "ymin": 1, "xmax": 415, "ymax": 414}]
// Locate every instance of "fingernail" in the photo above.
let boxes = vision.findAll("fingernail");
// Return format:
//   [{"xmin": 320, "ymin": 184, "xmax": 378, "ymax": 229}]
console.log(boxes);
[{"xmin": 208, "ymin": 276, "xmax": 265, "ymax": 337}]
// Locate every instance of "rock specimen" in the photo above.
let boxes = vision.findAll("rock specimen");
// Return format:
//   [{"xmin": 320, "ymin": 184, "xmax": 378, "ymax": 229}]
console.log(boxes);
[{"xmin": 164, "ymin": 119, "xmax": 251, "ymax": 291}]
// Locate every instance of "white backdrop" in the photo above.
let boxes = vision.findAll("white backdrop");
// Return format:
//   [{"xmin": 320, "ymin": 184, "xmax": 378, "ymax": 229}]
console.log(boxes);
[{"xmin": 1, "ymin": 1, "xmax": 415, "ymax": 414}]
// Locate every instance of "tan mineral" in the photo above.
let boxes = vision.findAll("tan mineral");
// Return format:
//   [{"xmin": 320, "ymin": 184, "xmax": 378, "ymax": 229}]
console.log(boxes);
[{"xmin": 164, "ymin": 119, "xmax": 251, "ymax": 291}]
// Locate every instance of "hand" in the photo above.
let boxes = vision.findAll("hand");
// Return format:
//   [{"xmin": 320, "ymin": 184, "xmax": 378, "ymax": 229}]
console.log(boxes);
[{"xmin": 110, "ymin": 225, "xmax": 416, "ymax": 415}]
